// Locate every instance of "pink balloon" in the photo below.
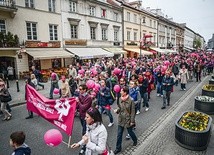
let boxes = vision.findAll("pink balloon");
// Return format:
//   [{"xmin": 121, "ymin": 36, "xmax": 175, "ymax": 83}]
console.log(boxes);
[
  {"xmin": 78, "ymin": 69, "xmax": 85, "ymax": 75},
  {"xmin": 91, "ymin": 69, "xmax": 98, "ymax": 76},
  {"xmin": 164, "ymin": 61, "xmax": 170, "ymax": 66},
  {"xmin": 44, "ymin": 129, "xmax": 62, "ymax": 147},
  {"xmin": 94, "ymin": 83, "xmax": 100, "ymax": 92},
  {"xmin": 113, "ymin": 68, "xmax": 121, "ymax": 75},
  {"xmin": 53, "ymin": 88, "xmax": 60, "ymax": 95},
  {"xmin": 114, "ymin": 85, "xmax": 121, "ymax": 93},
  {"xmin": 86, "ymin": 80, "xmax": 95, "ymax": 89}
]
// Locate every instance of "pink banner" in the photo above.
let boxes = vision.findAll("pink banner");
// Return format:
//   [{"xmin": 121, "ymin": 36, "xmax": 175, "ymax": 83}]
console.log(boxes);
[{"xmin": 26, "ymin": 84, "xmax": 76, "ymax": 136}]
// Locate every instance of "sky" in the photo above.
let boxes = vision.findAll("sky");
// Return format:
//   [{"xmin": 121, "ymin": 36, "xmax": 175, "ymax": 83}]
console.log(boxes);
[{"xmin": 129, "ymin": 0, "xmax": 214, "ymax": 42}]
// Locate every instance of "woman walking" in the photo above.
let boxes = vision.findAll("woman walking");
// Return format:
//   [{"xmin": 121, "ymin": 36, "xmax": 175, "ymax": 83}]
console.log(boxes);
[
  {"xmin": 71, "ymin": 107, "xmax": 107, "ymax": 155},
  {"xmin": 0, "ymin": 80, "xmax": 12, "ymax": 121},
  {"xmin": 178, "ymin": 65, "xmax": 189, "ymax": 91}
]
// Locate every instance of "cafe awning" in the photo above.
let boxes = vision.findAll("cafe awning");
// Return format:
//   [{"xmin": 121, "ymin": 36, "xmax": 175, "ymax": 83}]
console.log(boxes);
[
  {"xmin": 103, "ymin": 48, "xmax": 126, "ymax": 54},
  {"xmin": 165, "ymin": 49, "xmax": 178, "ymax": 53},
  {"xmin": 66, "ymin": 48, "xmax": 114, "ymax": 59},
  {"xmin": 26, "ymin": 48, "xmax": 74, "ymax": 60},
  {"xmin": 124, "ymin": 48, "xmax": 153, "ymax": 55},
  {"xmin": 150, "ymin": 47, "xmax": 167, "ymax": 54}
]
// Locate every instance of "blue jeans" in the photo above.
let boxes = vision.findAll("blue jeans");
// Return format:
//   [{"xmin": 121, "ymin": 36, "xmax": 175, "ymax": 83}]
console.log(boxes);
[
  {"xmin": 80, "ymin": 117, "xmax": 87, "ymax": 136},
  {"xmin": 156, "ymin": 82, "xmax": 163, "ymax": 95},
  {"xmin": 142, "ymin": 92, "xmax": 149, "ymax": 108},
  {"xmin": 99, "ymin": 105, "xmax": 113, "ymax": 123},
  {"xmin": 49, "ymin": 82, "xmax": 59, "ymax": 98},
  {"xmin": 116, "ymin": 125, "xmax": 137, "ymax": 151}
]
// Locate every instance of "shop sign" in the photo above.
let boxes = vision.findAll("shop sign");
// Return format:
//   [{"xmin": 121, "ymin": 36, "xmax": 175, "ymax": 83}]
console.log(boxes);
[
  {"xmin": 127, "ymin": 42, "xmax": 138, "ymax": 46},
  {"xmin": 65, "ymin": 40, "xmax": 87, "ymax": 46},
  {"xmin": 25, "ymin": 41, "xmax": 60, "ymax": 48},
  {"xmin": 114, "ymin": 42, "xmax": 120, "ymax": 46}
]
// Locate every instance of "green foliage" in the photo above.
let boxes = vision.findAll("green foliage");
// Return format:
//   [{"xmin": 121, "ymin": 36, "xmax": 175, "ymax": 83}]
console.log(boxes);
[
  {"xmin": 0, "ymin": 31, "xmax": 19, "ymax": 47},
  {"xmin": 193, "ymin": 38, "xmax": 202, "ymax": 49}
]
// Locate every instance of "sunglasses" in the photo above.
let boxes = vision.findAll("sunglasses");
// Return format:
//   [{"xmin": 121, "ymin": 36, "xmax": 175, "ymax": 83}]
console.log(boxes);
[
  {"xmin": 79, "ymin": 88, "xmax": 83, "ymax": 91},
  {"xmin": 0, "ymin": 84, "xmax": 4, "ymax": 87}
]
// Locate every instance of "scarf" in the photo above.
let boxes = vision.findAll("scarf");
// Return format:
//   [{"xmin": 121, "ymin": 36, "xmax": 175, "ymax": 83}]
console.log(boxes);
[{"xmin": 121, "ymin": 95, "xmax": 129, "ymax": 101}]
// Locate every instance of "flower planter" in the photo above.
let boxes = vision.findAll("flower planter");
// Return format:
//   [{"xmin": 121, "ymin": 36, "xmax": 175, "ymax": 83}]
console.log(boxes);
[
  {"xmin": 194, "ymin": 96, "xmax": 214, "ymax": 115},
  {"xmin": 175, "ymin": 111, "xmax": 212, "ymax": 151},
  {"xmin": 202, "ymin": 84, "xmax": 214, "ymax": 97},
  {"xmin": 209, "ymin": 79, "xmax": 214, "ymax": 85}
]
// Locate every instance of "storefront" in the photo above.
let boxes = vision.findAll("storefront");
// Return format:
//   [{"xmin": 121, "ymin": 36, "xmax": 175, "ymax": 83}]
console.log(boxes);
[
  {"xmin": 124, "ymin": 47, "xmax": 153, "ymax": 58},
  {"xmin": 0, "ymin": 48, "xmax": 20, "ymax": 79},
  {"xmin": 66, "ymin": 47, "xmax": 114, "ymax": 62},
  {"xmin": 24, "ymin": 48, "xmax": 74, "ymax": 81},
  {"xmin": 103, "ymin": 48, "xmax": 127, "ymax": 58}
]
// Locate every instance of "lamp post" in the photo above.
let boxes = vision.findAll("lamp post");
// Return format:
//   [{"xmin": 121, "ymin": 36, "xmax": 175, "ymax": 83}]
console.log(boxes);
[{"xmin": 140, "ymin": 16, "xmax": 142, "ymax": 59}]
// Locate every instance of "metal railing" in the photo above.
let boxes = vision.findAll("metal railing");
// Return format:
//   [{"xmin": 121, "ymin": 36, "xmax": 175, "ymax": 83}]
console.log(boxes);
[{"xmin": 0, "ymin": 0, "xmax": 16, "ymax": 8}]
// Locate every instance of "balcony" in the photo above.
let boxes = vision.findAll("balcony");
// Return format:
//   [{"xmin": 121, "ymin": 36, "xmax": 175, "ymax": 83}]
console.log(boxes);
[{"xmin": 0, "ymin": 0, "xmax": 17, "ymax": 18}]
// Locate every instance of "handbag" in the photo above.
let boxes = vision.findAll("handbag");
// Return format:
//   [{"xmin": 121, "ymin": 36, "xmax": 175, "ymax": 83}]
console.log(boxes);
[
  {"xmin": 0, "ymin": 93, "xmax": 12, "ymax": 102},
  {"xmin": 102, "ymin": 143, "xmax": 115, "ymax": 155},
  {"xmin": 150, "ymin": 83, "xmax": 156, "ymax": 90}
]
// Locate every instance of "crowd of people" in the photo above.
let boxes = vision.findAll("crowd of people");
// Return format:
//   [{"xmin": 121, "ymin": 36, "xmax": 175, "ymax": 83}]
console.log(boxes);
[{"xmin": 1, "ymin": 50, "xmax": 214, "ymax": 155}]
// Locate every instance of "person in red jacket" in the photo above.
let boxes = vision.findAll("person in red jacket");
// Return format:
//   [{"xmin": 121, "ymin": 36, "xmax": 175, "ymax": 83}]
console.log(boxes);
[{"xmin": 76, "ymin": 84, "xmax": 92, "ymax": 155}]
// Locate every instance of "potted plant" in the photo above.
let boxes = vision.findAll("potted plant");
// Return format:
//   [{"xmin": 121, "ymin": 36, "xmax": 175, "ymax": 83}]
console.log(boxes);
[
  {"xmin": 202, "ymin": 84, "xmax": 214, "ymax": 97},
  {"xmin": 209, "ymin": 78, "xmax": 214, "ymax": 85},
  {"xmin": 175, "ymin": 111, "xmax": 212, "ymax": 151},
  {"xmin": 194, "ymin": 96, "xmax": 214, "ymax": 114}
]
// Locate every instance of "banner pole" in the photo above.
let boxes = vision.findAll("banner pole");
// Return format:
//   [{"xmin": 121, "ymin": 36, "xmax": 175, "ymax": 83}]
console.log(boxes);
[{"xmin": 68, "ymin": 136, "xmax": 71, "ymax": 148}]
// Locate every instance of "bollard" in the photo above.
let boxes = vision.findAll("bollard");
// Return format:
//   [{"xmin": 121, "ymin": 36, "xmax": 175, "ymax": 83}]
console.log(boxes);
[
  {"xmin": 16, "ymin": 80, "xmax": 20, "ymax": 92},
  {"xmin": 6, "ymin": 78, "xmax": 9, "ymax": 88}
]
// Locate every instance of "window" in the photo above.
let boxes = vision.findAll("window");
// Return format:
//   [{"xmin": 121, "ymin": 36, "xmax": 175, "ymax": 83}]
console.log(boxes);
[
  {"xmin": 49, "ymin": 25, "xmax": 58, "ymax": 41},
  {"xmin": 26, "ymin": 22, "xmax": 37, "ymax": 40},
  {"xmin": 69, "ymin": 0, "xmax": 77, "ymax": 12},
  {"xmin": 101, "ymin": 8, "xmax": 106, "ymax": 18},
  {"xmin": 127, "ymin": 12, "xmax": 130, "ymax": 21},
  {"xmin": 127, "ymin": 31, "xmax": 130, "ymax": 40},
  {"xmin": 134, "ymin": 14, "xmax": 137, "ymax": 23},
  {"xmin": 134, "ymin": 32, "xmax": 137, "ymax": 41},
  {"xmin": 150, "ymin": 20, "xmax": 152, "ymax": 27},
  {"xmin": 113, "ymin": 12, "xmax": 118, "ymax": 21},
  {"xmin": 25, "ymin": 0, "xmax": 34, "ymax": 8},
  {"xmin": 102, "ymin": 28, "xmax": 107, "ymax": 40},
  {"xmin": 89, "ymin": 6, "xmax": 96, "ymax": 16},
  {"xmin": 0, "ymin": 20, "xmax": 6, "ymax": 33},
  {"xmin": 90, "ymin": 27, "xmax": 96, "ymax": 39},
  {"xmin": 153, "ymin": 21, "xmax": 156, "ymax": 28},
  {"xmin": 48, "ymin": 0, "xmax": 55, "ymax": 12},
  {"xmin": 71, "ymin": 25, "xmax": 77, "ymax": 38},
  {"xmin": 114, "ymin": 30, "xmax": 118, "ymax": 41}
]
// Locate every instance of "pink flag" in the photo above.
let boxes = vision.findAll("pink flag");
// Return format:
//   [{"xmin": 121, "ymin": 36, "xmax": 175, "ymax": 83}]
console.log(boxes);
[{"xmin": 26, "ymin": 84, "xmax": 76, "ymax": 136}]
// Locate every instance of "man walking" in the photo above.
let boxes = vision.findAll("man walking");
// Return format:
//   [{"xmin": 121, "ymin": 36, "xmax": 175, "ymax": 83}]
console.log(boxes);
[
  {"xmin": 49, "ymin": 69, "xmax": 59, "ymax": 99},
  {"xmin": 161, "ymin": 71, "xmax": 174, "ymax": 109},
  {"xmin": 114, "ymin": 86, "xmax": 137, "ymax": 154}
]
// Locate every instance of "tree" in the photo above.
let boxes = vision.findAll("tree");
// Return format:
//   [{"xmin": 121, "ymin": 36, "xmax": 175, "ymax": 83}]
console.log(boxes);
[{"xmin": 193, "ymin": 38, "xmax": 202, "ymax": 49}]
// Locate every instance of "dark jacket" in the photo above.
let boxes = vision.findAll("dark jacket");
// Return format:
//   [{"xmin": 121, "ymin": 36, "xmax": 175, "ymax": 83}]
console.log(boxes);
[
  {"xmin": 12, "ymin": 143, "xmax": 31, "ymax": 155},
  {"xmin": 97, "ymin": 87, "xmax": 111, "ymax": 106},
  {"xmin": 172, "ymin": 64, "xmax": 179, "ymax": 74},
  {"xmin": 139, "ymin": 78, "xmax": 149, "ymax": 95},
  {"xmin": 77, "ymin": 93, "xmax": 92, "ymax": 119},
  {"xmin": 162, "ymin": 76, "xmax": 174, "ymax": 92}
]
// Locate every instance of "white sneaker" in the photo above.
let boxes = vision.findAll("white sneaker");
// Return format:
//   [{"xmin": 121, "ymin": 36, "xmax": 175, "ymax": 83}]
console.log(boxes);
[
  {"xmin": 161, "ymin": 95, "xmax": 163, "ymax": 97},
  {"xmin": 126, "ymin": 134, "xmax": 131, "ymax": 139},
  {"xmin": 108, "ymin": 122, "xmax": 114, "ymax": 127},
  {"xmin": 183, "ymin": 88, "xmax": 186, "ymax": 91},
  {"xmin": 145, "ymin": 108, "xmax": 149, "ymax": 112},
  {"xmin": 136, "ymin": 110, "xmax": 140, "ymax": 115},
  {"xmin": 157, "ymin": 94, "xmax": 160, "ymax": 97}
]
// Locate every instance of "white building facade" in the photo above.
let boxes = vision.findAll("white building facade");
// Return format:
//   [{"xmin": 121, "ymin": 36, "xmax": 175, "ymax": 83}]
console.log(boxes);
[{"xmin": 61, "ymin": 0, "xmax": 123, "ymax": 59}]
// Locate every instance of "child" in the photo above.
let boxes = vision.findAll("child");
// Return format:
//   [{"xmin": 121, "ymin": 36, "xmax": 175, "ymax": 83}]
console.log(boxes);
[{"xmin": 10, "ymin": 131, "xmax": 31, "ymax": 155}]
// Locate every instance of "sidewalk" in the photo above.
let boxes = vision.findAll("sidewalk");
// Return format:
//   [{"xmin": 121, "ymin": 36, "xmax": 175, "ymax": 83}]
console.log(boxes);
[
  {"xmin": 7, "ymin": 80, "xmax": 51, "ymax": 107},
  {"xmin": 120, "ymin": 75, "xmax": 213, "ymax": 155}
]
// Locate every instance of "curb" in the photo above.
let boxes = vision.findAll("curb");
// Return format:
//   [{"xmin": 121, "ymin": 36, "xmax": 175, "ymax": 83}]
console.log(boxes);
[
  {"xmin": 10, "ymin": 101, "xmax": 26, "ymax": 108},
  {"xmin": 121, "ymin": 76, "xmax": 209, "ymax": 155}
]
